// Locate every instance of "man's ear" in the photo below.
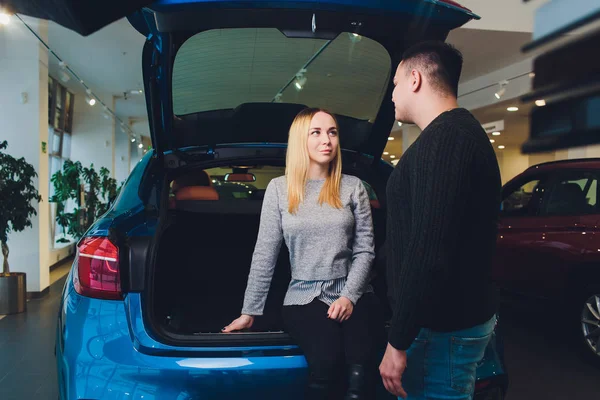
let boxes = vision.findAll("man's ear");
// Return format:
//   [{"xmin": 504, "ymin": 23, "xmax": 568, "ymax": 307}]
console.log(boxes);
[{"xmin": 410, "ymin": 69, "xmax": 422, "ymax": 93}]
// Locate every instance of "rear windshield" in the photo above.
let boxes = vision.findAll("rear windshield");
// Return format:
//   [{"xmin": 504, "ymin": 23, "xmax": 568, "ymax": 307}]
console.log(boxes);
[
  {"xmin": 170, "ymin": 166, "xmax": 379, "ymax": 203},
  {"xmin": 172, "ymin": 28, "xmax": 392, "ymax": 121}
]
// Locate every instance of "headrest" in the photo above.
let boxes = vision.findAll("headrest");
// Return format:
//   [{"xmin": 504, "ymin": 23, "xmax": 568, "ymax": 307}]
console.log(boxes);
[
  {"xmin": 176, "ymin": 186, "xmax": 219, "ymax": 201},
  {"xmin": 173, "ymin": 170, "xmax": 211, "ymax": 192}
]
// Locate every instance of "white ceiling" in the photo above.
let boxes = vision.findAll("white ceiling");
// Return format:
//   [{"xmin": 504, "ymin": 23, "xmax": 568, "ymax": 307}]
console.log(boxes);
[{"xmin": 447, "ymin": 28, "xmax": 533, "ymax": 83}]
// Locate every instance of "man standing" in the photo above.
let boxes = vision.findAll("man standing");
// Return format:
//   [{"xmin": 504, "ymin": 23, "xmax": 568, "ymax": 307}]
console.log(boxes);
[{"xmin": 379, "ymin": 41, "xmax": 501, "ymax": 399}]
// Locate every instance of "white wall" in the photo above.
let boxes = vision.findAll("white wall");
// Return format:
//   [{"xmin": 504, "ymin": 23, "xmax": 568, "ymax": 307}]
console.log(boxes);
[
  {"xmin": 0, "ymin": 18, "xmax": 50, "ymax": 293},
  {"xmin": 70, "ymin": 91, "xmax": 115, "ymax": 175},
  {"xmin": 114, "ymin": 125, "xmax": 130, "ymax": 185}
]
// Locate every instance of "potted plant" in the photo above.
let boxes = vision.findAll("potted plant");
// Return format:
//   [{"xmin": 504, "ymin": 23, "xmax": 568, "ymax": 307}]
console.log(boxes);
[
  {"xmin": 0, "ymin": 140, "xmax": 42, "ymax": 314},
  {"xmin": 50, "ymin": 162, "xmax": 120, "ymax": 243}
]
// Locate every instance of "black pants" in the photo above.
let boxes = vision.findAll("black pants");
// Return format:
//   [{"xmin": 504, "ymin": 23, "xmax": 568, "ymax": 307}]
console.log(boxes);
[{"xmin": 282, "ymin": 293, "xmax": 384, "ymax": 399}]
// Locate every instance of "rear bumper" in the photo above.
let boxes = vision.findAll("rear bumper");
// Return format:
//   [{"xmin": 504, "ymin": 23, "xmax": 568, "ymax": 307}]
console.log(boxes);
[
  {"xmin": 56, "ymin": 290, "xmax": 307, "ymax": 400},
  {"xmin": 56, "ymin": 290, "xmax": 507, "ymax": 399}
]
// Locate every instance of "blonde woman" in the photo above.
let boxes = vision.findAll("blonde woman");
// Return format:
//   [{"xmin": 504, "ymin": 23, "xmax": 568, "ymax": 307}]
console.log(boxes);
[{"xmin": 223, "ymin": 108, "xmax": 382, "ymax": 399}]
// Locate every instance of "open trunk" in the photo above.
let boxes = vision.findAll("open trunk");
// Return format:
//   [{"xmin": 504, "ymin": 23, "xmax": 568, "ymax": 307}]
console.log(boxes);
[{"xmin": 152, "ymin": 201, "xmax": 292, "ymax": 336}]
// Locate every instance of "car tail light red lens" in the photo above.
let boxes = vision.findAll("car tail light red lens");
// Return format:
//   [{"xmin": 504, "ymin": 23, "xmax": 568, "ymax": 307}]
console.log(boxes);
[
  {"xmin": 437, "ymin": 0, "xmax": 472, "ymax": 12},
  {"xmin": 475, "ymin": 379, "xmax": 492, "ymax": 391},
  {"xmin": 73, "ymin": 237, "xmax": 122, "ymax": 300}
]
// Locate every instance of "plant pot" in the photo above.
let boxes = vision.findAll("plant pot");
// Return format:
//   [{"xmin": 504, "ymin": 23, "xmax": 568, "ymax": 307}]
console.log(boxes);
[{"xmin": 0, "ymin": 272, "xmax": 27, "ymax": 314}]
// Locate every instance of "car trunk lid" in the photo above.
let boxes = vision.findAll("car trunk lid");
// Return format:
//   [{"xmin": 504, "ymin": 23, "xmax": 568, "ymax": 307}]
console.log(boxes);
[{"xmin": 130, "ymin": 0, "xmax": 477, "ymax": 160}]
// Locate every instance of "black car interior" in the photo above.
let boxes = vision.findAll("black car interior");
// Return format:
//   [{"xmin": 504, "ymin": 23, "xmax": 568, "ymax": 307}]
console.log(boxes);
[{"xmin": 153, "ymin": 167, "xmax": 389, "ymax": 335}]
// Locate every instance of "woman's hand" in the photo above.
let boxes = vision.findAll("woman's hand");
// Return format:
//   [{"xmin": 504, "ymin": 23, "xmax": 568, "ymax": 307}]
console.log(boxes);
[
  {"xmin": 327, "ymin": 296, "xmax": 354, "ymax": 322},
  {"xmin": 222, "ymin": 315, "xmax": 255, "ymax": 333}
]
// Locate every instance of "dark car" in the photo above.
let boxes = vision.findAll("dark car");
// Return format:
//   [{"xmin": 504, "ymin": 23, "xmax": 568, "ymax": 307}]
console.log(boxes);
[
  {"xmin": 494, "ymin": 158, "xmax": 600, "ymax": 364},
  {"xmin": 55, "ymin": 1, "xmax": 508, "ymax": 398}
]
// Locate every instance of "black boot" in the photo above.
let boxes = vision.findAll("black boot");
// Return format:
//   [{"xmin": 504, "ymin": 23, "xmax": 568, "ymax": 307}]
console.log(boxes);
[{"xmin": 344, "ymin": 364, "xmax": 371, "ymax": 400}]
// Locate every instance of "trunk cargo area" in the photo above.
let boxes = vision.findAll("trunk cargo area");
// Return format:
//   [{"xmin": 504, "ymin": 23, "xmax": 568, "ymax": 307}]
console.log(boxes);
[{"xmin": 152, "ymin": 205, "xmax": 292, "ymax": 336}]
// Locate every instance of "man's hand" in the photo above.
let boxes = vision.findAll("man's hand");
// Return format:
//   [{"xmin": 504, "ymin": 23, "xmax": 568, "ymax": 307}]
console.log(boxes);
[
  {"xmin": 379, "ymin": 342, "xmax": 408, "ymax": 398},
  {"xmin": 327, "ymin": 296, "xmax": 354, "ymax": 322}
]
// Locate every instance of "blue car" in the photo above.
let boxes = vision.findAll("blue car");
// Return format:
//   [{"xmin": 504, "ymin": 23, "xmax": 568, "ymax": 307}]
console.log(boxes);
[{"xmin": 55, "ymin": 1, "xmax": 508, "ymax": 398}]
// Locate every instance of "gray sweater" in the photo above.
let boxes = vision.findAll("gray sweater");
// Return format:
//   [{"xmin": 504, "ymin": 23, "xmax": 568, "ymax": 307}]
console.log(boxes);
[{"xmin": 241, "ymin": 174, "xmax": 376, "ymax": 316}]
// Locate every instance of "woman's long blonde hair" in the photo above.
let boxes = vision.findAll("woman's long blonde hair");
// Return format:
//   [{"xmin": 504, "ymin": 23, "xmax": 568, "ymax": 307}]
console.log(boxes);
[{"xmin": 286, "ymin": 108, "xmax": 343, "ymax": 214}]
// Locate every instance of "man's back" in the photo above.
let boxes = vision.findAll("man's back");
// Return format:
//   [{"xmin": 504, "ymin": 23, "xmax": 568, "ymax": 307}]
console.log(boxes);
[{"xmin": 386, "ymin": 108, "xmax": 501, "ymax": 350}]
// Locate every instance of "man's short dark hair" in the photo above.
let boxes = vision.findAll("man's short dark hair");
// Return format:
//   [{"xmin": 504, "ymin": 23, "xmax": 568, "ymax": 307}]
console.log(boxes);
[{"xmin": 401, "ymin": 41, "xmax": 463, "ymax": 97}]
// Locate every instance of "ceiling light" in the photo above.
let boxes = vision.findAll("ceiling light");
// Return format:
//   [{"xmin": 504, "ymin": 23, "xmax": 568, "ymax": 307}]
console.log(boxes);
[
  {"xmin": 498, "ymin": 145, "xmax": 506, "ymax": 149},
  {"xmin": 388, "ymin": 137, "xmax": 394, "ymax": 141},
  {"xmin": 59, "ymin": 70, "xmax": 70, "ymax": 83},
  {"xmin": 494, "ymin": 80, "xmax": 509, "ymax": 100},
  {"xmin": 86, "ymin": 97, "xmax": 96, "ymax": 106},
  {"xmin": 492, "ymin": 131, "xmax": 501, "ymax": 136},
  {"xmin": 138, "ymin": 143, "xmax": 143, "ymax": 149},
  {"xmin": 348, "ymin": 32, "xmax": 362, "ymax": 43},
  {"xmin": 397, "ymin": 121, "xmax": 403, "ymax": 127},
  {"xmin": 131, "ymin": 137, "xmax": 136, "ymax": 143},
  {"xmin": 103, "ymin": 107, "xmax": 112, "ymax": 119},
  {"xmin": 507, "ymin": 106, "xmax": 519, "ymax": 112},
  {"xmin": 390, "ymin": 155, "xmax": 396, "ymax": 159},
  {"xmin": 294, "ymin": 71, "xmax": 307, "ymax": 91},
  {"xmin": 383, "ymin": 152, "xmax": 389, "ymax": 155},
  {"xmin": 391, "ymin": 159, "xmax": 399, "ymax": 166},
  {"xmin": 535, "ymin": 99, "xmax": 546, "ymax": 107},
  {"xmin": 0, "ymin": 13, "xmax": 10, "ymax": 25},
  {"xmin": 529, "ymin": 72, "xmax": 536, "ymax": 78},
  {"xmin": 490, "ymin": 139, "xmax": 495, "ymax": 143}
]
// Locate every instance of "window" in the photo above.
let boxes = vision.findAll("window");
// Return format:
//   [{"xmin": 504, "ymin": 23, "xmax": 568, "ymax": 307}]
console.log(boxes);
[
  {"xmin": 542, "ymin": 173, "xmax": 598, "ymax": 216},
  {"xmin": 48, "ymin": 77, "xmax": 75, "ymax": 244},
  {"xmin": 172, "ymin": 28, "xmax": 391, "ymax": 121},
  {"xmin": 501, "ymin": 178, "xmax": 545, "ymax": 217}
]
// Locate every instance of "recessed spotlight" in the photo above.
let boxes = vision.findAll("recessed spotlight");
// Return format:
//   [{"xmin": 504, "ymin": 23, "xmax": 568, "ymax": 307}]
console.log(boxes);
[
  {"xmin": 388, "ymin": 137, "xmax": 394, "ymax": 141},
  {"xmin": 131, "ymin": 138, "xmax": 136, "ymax": 143},
  {"xmin": 397, "ymin": 122, "xmax": 403, "ymax": 127},
  {"xmin": 138, "ymin": 143, "xmax": 143, "ymax": 149},
  {"xmin": 390, "ymin": 155, "xmax": 396, "ymax": 159},
  {"xmin": 535, "ymin": 99, "xmax": 546, "ymax": 107},
  {"xmin": 529, "ymin": 72, "xmax": 536, "ymax": 78},
  {"xmin": 498, "ymin": 145, "xmax": 506, "ymax": 149},
  {"xmin": 492, "ymin": 131, "xmax": 501, "ymax": 136},
  {"xmin": 490, "ymin": 139, "xmax": 495, "ymax": 143},
  {"xmin": 507, "ymin": 107, "xmax": 519, "ymax": 112},
  {"xmin": 383, "ymin": 152, "xmax": 389, "ymax": 155}
]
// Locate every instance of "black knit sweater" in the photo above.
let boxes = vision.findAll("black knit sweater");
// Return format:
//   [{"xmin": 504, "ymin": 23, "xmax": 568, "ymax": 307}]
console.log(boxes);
[{"xmin": 386, "ymin": 108, "xmax": 501, "ymax": 351}]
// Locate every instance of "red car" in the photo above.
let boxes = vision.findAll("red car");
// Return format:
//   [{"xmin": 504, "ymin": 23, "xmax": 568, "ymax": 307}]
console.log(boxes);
[{"xmin": 494, "ymin": 158, "xmax": 600, "ymax": 364}]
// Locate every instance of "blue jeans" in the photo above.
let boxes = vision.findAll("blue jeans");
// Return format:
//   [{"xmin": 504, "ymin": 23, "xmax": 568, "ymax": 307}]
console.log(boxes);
[{"xmin": 401, "ymin": 315, "xmax": 497, "ymax": 400}]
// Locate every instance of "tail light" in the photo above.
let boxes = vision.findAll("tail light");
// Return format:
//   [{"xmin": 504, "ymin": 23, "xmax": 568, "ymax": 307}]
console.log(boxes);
[
  {"xmin": 475, "ymin": 379, "xmax": 492, "ymax": 391},
  {"xmin": 73, "ymin": 237, "xmax": 122, "ymax": 300},
  {"xmin": 437, "ymin": 0, "xmax": 473, "ymax": 13}
]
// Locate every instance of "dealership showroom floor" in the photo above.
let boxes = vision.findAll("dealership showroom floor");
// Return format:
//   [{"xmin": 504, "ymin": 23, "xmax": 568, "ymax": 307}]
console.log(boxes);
[
  {"xmin": 2, "ymin": 1, "xmax": 600, "ymax": 399},
  {"xmin": 1, "ymin": 271, "xmax": 600, "ymax": 399}
]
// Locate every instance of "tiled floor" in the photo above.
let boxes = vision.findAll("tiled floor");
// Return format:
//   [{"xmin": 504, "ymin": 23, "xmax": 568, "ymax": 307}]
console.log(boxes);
[{"xmin": 0, "ymin": 275, "xmax": 67, "ymax": 400}]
